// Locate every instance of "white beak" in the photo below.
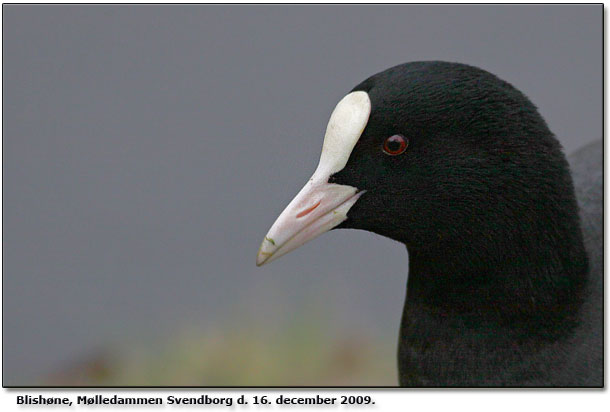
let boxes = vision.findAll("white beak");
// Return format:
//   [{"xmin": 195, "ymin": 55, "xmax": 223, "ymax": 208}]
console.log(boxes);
[
  {"xmin": 256, "ymin": 177, "xmax": 364, "ymax": 266},
  {"xmin": 256, "ymin": 91, "xmax": 371, "ymax": 266}
]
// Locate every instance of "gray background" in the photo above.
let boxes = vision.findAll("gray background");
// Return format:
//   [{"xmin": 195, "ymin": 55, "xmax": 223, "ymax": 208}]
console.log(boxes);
[{"xmin": 3, "ymin": 5, "xmax": 602, "ymax": 385}]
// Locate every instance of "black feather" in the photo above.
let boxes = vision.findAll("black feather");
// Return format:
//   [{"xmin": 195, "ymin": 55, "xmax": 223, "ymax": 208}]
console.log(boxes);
[{"xmin": 332, "ymin": 61, "xmax": 601, "ymax": 386}]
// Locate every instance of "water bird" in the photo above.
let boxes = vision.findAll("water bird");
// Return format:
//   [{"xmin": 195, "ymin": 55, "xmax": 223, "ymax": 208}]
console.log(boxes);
[{"xmin": 256, "ymin": 62, "xmax": 602, "ymax": 386}]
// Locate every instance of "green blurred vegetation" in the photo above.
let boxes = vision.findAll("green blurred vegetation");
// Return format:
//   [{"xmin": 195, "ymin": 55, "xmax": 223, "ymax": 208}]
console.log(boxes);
[{"xmin": 46, "ymin": 312, "xmax": 397, "ymax": 386}]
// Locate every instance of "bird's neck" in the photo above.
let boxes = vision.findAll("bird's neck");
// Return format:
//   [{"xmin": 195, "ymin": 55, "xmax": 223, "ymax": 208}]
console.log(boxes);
[
  {"xmin": 403, "ymin": 228, "xmax": 587, "ymax": 328},
  {"xmin": 397, "ymin": 228, "xmax": 588, "ymax": 386}
]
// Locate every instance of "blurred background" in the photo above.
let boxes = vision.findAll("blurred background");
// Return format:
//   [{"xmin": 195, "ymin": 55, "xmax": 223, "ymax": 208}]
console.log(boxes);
[{"xmin": 2, "ymin": 5, "xmax": 601, "ymax": 386}]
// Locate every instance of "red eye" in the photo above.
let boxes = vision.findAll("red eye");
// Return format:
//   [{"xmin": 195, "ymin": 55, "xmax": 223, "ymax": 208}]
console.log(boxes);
[{"xmin": 383, "ymin": 134, "xmax": 409, "ymax": 155}]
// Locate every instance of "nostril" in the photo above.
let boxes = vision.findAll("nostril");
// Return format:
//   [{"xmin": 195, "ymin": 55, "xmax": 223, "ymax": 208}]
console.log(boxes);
[{"xmin": 296, "ymin": 201, "xmax": 321, "ymax": 218}]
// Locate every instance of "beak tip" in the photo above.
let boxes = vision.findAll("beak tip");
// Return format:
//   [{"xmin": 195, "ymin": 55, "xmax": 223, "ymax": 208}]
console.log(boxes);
[
  {"xmin": 256, "ymin": 255, "xmax": 271, "ymax": 267},
  {"xmin": 256, "ymin": 242, "xmax": 272, "ymax": 267}
]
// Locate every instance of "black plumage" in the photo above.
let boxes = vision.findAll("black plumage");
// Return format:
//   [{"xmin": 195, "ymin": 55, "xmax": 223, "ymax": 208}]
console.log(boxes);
[
  {"xmin": 334, "ymin": 62, "xmax": 602, "ymax": 386},
  {"xmin": 260, "ymin": 61, "xmax": 602, "ymax": 386}
]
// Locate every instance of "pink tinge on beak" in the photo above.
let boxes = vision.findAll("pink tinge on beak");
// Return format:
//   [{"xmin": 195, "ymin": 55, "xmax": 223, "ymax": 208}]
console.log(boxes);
[
  {"xmin": 296, "ymin": 200, "xmax": 321, "ymax": 218},
  {"xmin": 256, "ymin": 178, "xmax": 364, "ymax": 266},
  {"xmin": 256, "ymin": 91, "xmax": 371, "ymax": 266}
]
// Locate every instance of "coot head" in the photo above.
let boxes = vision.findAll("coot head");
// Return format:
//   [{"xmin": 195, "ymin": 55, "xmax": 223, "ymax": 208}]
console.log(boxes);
[
  {"xmin": 258, "ymin": 62, "xmax": 584, "ymax": 281},
  {"xmin": 256, "ymin": 61, "xmax": 592, "ymax": 386}
]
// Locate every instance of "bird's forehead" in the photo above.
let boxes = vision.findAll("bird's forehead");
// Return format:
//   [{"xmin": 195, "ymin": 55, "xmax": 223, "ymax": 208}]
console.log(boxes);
[{"xmin": 315, "ymin": 91, "xmax": 371, "ymax": 178}]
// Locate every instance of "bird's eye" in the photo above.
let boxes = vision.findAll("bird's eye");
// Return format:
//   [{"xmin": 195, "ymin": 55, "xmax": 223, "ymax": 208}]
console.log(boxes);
[{"xmin": 383, "ymin": 134, "xmax": 409, "ymax": 155}]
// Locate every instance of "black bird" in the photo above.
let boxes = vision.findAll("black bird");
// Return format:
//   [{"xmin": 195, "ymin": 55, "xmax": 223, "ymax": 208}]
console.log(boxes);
[{"xmin": 256, "ymin": 62, "xmax": 602, "ymax": 387}]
